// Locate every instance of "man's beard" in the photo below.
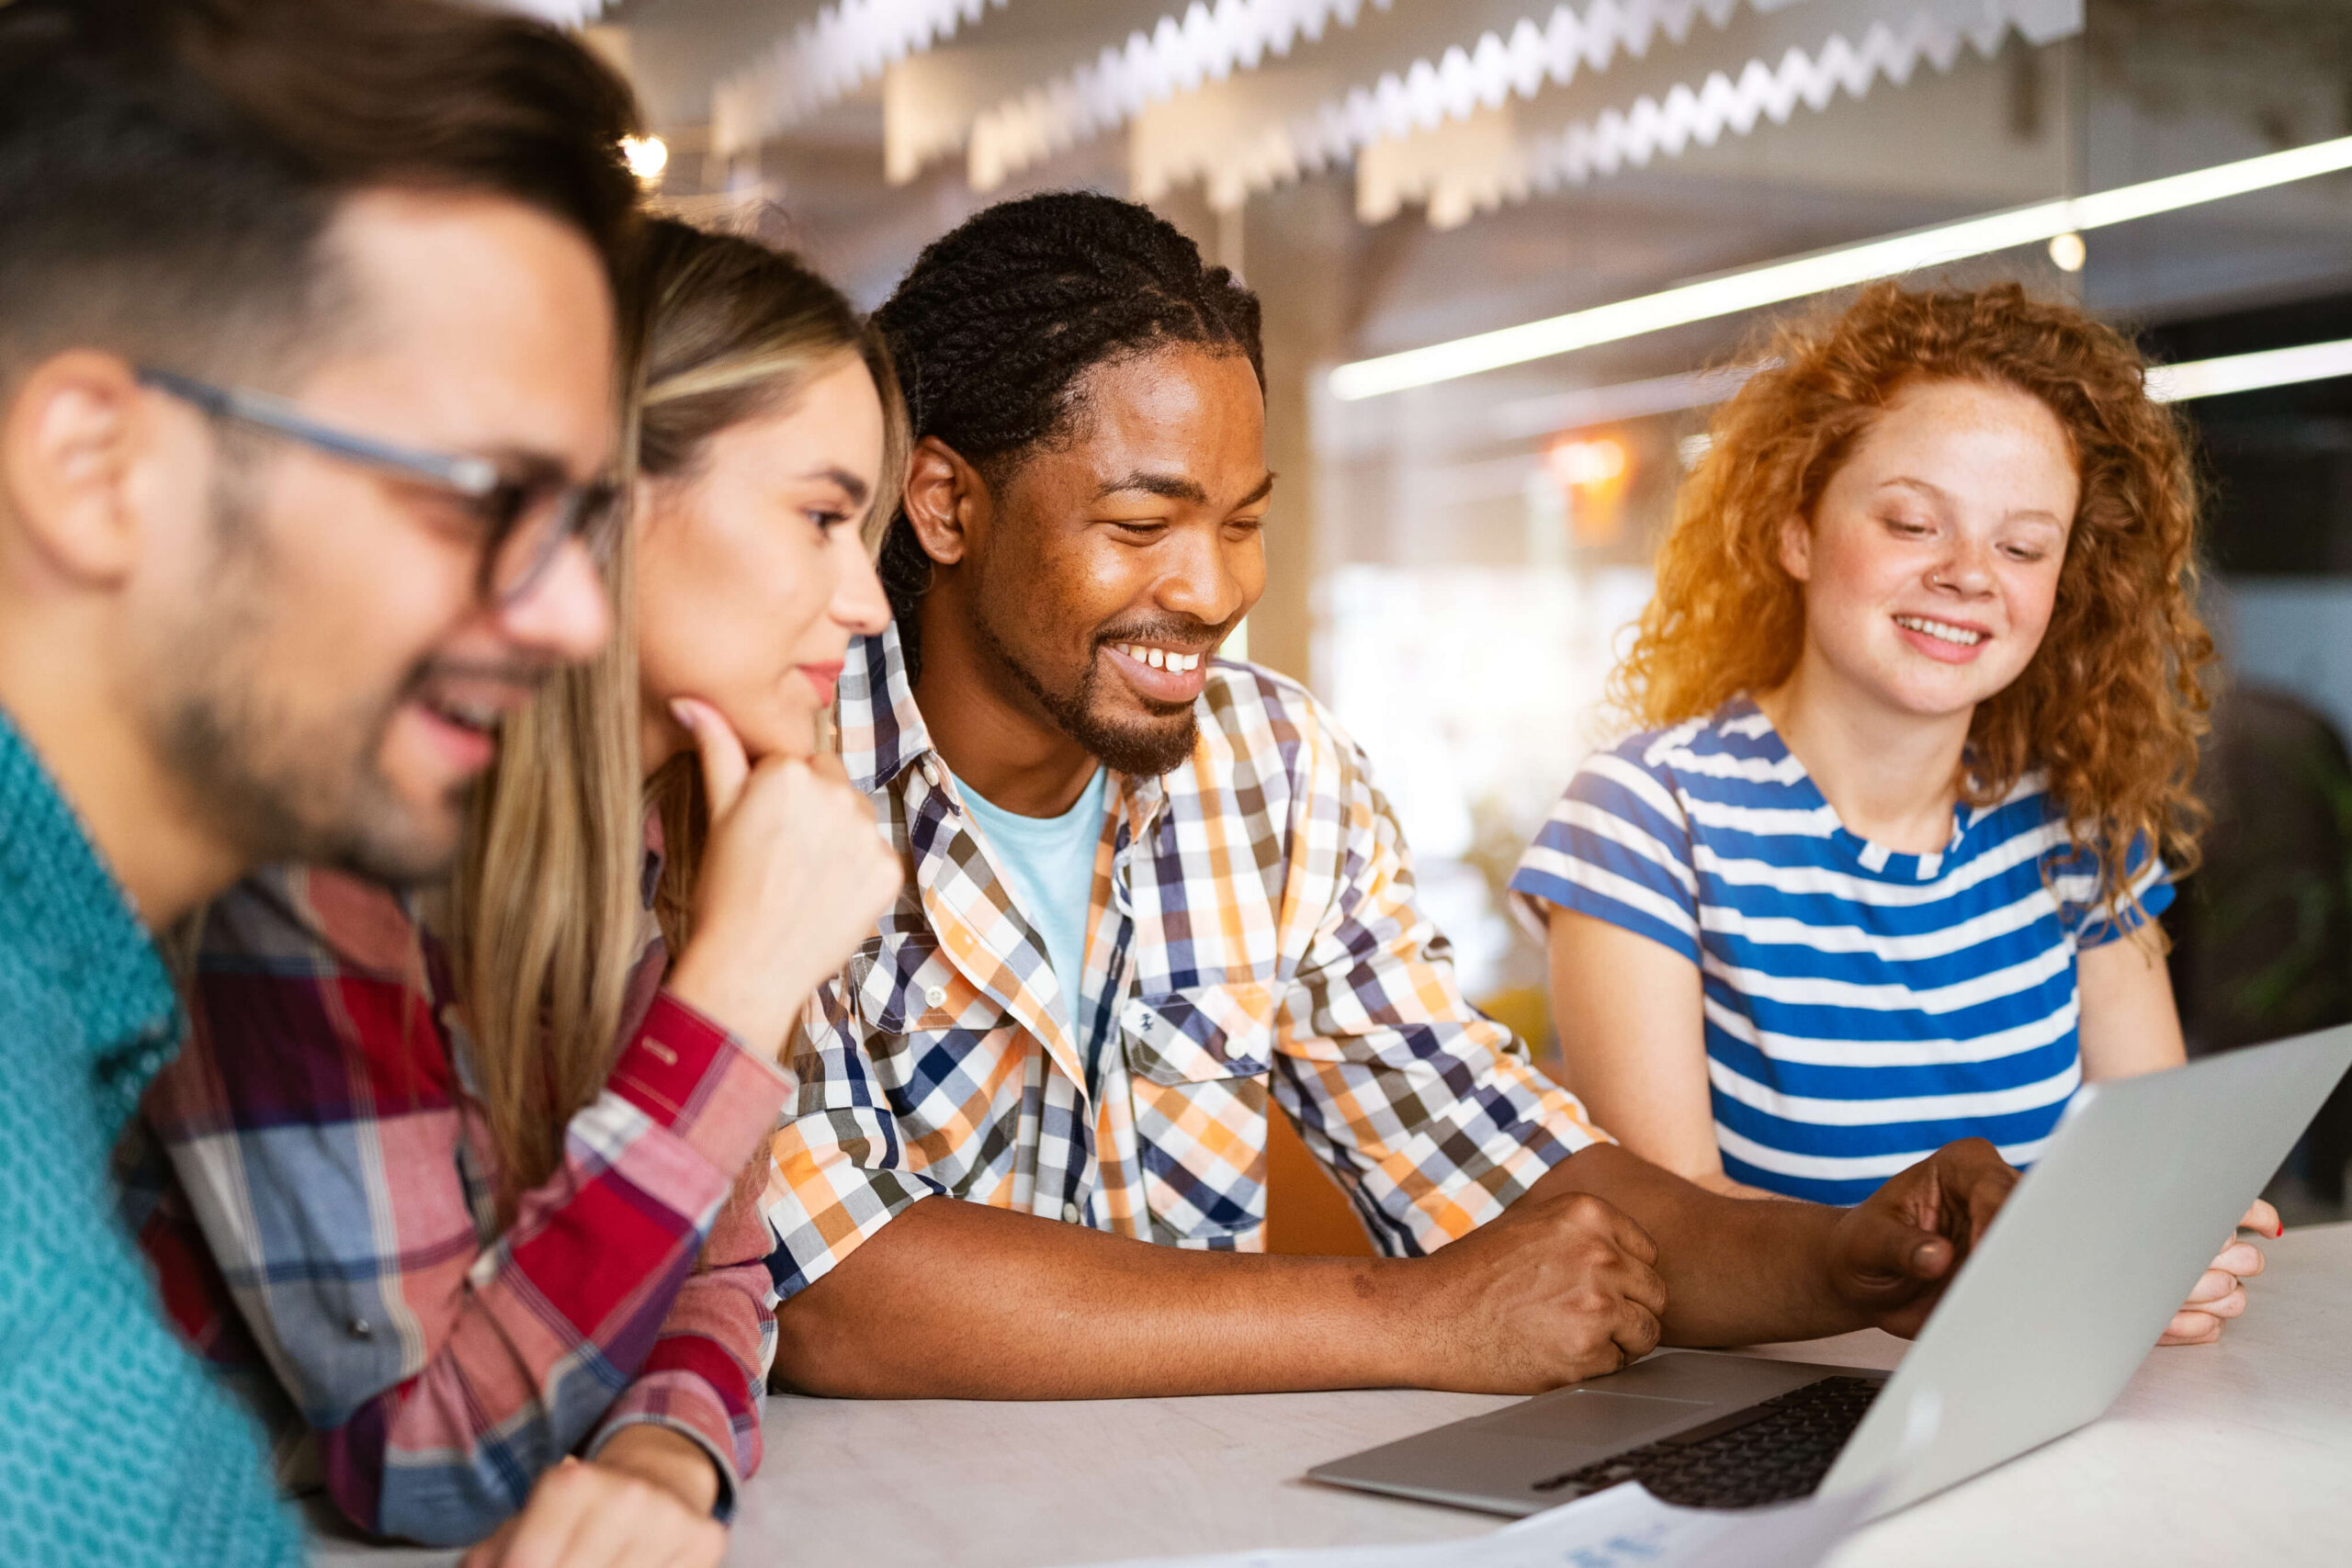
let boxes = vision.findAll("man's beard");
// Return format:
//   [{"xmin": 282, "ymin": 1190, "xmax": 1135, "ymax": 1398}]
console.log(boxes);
[
  {"xmin": 973, "ymin": 602, "xmax": 1205, "ymax": 780},
  {"xmin": 154, "ymin": 654, "xmax": 469, "ymax": 889},
  {"xmin": 144, "ymin": 479, "xmax": 486, "ymax": 888}
]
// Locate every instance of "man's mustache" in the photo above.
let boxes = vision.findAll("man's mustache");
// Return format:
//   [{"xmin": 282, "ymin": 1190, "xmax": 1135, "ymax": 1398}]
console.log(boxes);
[
  {"xmin": 1093, "ymin": 615, "xmax": 1232, "ymax": 654},
  {"xmin": 400, "ymin": 657, "xmax": 560, "ymax": 705}
]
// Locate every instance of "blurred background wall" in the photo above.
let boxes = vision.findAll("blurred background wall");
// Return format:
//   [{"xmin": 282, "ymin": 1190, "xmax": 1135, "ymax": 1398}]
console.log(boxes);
[{"xmin": 524, "ymin": 0, "xmax": 2352, "ymax": 1230}]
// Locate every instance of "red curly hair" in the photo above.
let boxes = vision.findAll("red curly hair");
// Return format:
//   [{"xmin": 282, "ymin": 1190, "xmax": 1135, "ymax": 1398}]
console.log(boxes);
[{"xmin": 1613, "ymin": 281, "xmax": 2213, "ymax": 926}]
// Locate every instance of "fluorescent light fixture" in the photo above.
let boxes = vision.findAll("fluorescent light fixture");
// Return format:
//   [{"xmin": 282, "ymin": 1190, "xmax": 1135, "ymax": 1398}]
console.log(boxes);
[
  {"xmin": 2146, "ymin": 337, "xmax": 2352, "ymax": 403},
  {"xmin": 1518, "ymin": 334, "xmax": 2352, "ymax": 440},
  {"xmin": 1332, "ymin": 133, "xmax": 2352, "ymax": 401}
]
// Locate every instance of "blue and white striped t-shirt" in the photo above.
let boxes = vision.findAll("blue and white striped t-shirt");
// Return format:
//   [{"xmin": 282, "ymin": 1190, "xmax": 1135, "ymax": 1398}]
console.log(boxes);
[{"xmin": 1508, "ymin": 697, "xmax": 2169, "ymax": 1205}]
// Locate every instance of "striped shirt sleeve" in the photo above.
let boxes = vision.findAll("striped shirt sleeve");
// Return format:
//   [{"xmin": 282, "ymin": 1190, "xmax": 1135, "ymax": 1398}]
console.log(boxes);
[
  {"xmin": 2058, "ymin": 830, "xmax": 2174, "ymax": 949},
  {"xmin": 1509, "ymin": 743, "xmax": 1703, "ymax": 964}
]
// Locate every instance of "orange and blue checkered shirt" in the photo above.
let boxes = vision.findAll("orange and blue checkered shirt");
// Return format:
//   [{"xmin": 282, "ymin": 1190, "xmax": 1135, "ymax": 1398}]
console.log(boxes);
[{"xmin": 761, "ymin": 626, "xmax": 1608, "ymax": 1294}]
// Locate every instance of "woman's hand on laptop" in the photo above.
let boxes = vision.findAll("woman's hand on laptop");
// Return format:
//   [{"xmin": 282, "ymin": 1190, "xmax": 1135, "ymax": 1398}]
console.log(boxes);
[
  {"xmin": 2158, "ymin": 1200, "xmax": 2278, "ymax": 1346},
  {"xmin": 1823, "ymin": 1137, "xmax": 2020, "ymax": 1338}
]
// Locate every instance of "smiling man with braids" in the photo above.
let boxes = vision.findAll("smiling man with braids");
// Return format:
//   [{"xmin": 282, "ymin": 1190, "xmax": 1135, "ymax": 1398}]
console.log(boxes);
[{"xmin": 761, "ymin": 191, "xmax": 2023, "ymax": 1399}]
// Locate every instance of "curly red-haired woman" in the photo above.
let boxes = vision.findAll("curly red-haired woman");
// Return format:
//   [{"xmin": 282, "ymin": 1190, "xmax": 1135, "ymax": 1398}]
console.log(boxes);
[{"xmin": 1510, "ymin": 282, "xmax": 2271, "ymax": 1345}]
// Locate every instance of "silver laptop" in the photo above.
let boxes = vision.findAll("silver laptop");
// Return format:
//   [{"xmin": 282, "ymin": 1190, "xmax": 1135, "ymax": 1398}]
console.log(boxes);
[{"xmin": 1309, "ymin": 1024, "xmax": 2352, "ymax": 1519}]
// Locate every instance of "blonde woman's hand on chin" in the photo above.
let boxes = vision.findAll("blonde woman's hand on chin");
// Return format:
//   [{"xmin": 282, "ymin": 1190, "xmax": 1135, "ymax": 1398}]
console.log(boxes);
[{"xmin": 662, "ymin": 695, "xmax": 904, "ymax": 1060}]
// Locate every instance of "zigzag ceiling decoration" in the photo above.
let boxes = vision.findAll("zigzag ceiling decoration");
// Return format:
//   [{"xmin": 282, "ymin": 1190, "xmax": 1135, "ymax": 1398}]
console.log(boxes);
[
  {"xmin": 714, "ymin": 0, "xmax": 1007, "ymax": 158},
  {"xmin": 967, "ymin": 0, "xmax": 1391, "ymax": 189},
  {"xmin": 967, "ymin": 0, "xmax": 2075, "ymax": 219},
  {"xmin": 978, "ymin": 0, "xmax": 1771, "ymax": 192},
  {"xmin": 1374, "ymin": 0, "xmax": 2084, "ymax": 227}
]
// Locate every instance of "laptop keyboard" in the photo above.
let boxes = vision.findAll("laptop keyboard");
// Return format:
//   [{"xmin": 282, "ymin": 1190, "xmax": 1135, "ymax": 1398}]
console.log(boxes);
[{"xmin": 1526, "ymin": 1374, "xmax": 1883, "ymax": 1510}]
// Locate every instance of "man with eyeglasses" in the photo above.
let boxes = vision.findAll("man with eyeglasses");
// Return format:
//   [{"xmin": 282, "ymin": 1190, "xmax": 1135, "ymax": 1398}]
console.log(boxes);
[{"xmin": 0, "ymin": 2, "xmax": 634, "ymax": 1562}]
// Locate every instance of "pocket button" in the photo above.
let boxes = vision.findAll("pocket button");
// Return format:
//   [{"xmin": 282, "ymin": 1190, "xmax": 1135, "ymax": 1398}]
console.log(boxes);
[{"xmin": 924, "ymin": 984, "xmax": 948, "ymax": 1008}]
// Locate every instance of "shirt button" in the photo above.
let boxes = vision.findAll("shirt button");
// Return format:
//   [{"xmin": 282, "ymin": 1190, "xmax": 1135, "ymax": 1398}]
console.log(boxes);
[
  {"xmin": 924, "ymin": 984, "xmax": 948, "ymax": 1009},
  {"xmin": 1061, "ymin": 1201, "xmax": 1082, "ymax": 1224},
  {"xmin": 346, "ymin": 1317, "xmax": 373, "ymax": 1339}
]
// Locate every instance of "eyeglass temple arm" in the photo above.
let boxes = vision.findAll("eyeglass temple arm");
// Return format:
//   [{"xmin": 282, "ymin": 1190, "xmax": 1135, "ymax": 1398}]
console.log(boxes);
[{"xmin": 137, "ymin": 367, "xmax": 501, "ymax": 498}]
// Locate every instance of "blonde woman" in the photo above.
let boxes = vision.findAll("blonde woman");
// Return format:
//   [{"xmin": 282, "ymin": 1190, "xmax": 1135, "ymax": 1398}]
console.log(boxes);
[{"xmin": 133, "ymin": 220, "xmax": 901, "ymax": 1566}]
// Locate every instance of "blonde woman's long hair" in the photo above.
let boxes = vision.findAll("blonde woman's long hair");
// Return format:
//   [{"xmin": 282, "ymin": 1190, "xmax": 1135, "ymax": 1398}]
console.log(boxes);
[{"xmin": 448, "ymin": 217, "xmax": 906, "ymax": 1211}]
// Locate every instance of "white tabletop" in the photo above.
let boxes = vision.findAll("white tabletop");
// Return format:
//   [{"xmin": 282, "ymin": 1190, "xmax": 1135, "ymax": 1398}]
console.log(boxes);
[{"xmin": 312, "ymin": 1221, "xmax": 2352, "ymax": 1568}]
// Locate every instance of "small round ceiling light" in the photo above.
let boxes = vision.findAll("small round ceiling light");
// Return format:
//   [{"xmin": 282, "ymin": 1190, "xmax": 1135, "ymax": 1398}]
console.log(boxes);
[{"xmin": 621, "ymin": 135, "xmax": 670, "ymax": 185}]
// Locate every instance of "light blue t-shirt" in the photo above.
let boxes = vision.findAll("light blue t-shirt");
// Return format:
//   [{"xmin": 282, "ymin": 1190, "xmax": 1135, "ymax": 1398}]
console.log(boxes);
[{"xmin": 956, "ymin": 766, "xmax": 1109, "ymax": 1025}]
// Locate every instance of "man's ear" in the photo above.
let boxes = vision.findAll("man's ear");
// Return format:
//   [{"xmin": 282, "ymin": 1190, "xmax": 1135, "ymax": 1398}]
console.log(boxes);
[
  {"xmin": 1776, "ymin": 514, "xmax": 1814, "ymax": 583},
  {"xmin": 901, "ymin": 434, "xmax": 984, "ymax": 569},
  {"xmin": 0, "ymin": 351, "xmax": 154, "ymax": 587}
]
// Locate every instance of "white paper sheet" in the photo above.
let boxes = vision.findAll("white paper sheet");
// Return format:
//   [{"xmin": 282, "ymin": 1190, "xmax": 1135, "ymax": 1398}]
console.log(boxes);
[{"xmin": 1068, "ymin": 1476, "xmax": 1877, "ymax": 1568}]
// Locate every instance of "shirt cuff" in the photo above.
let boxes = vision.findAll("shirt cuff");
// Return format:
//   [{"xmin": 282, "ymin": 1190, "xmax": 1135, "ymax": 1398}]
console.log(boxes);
[
  {"xmin": 607, "ymin": 990, "xmax": 795, "ymax": 1179},
  {"xmin": 585, "ymin": 1374, "xmax": 750, "ymax": 1523}
]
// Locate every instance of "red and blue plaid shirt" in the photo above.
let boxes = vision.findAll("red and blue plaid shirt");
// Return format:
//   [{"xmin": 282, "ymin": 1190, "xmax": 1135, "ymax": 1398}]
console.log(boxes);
[{"xmin": 130, "ymin": 857, "xmax": 787, "ymax": 1548}]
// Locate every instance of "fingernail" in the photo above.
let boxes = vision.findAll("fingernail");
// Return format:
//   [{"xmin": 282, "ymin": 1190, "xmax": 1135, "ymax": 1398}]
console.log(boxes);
[{"xmin": 669, "ymin": 698, "xmax": 697, "ymax": 731}]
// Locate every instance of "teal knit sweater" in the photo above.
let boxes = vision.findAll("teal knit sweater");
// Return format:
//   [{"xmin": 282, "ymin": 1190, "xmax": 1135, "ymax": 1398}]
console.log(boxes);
[{"xmin": 0, "ymin": 710, "xmax": 300, "ymax": 1564}]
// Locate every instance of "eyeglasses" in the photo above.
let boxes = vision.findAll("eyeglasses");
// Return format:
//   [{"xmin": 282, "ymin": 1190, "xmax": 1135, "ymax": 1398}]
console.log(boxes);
[{"xmin": 137, "ymin": 367, "xmax": 624, "ymax": 607}]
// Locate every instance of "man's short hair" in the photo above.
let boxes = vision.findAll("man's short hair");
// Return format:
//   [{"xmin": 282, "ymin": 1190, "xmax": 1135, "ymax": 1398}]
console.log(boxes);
[
  {"xmin": 871, "ymin": 191, "xmax": 1264, "ymax": 678},
  {"xmin": 0, "ymin": 0, "xmax": 641, "ymax": 398}
]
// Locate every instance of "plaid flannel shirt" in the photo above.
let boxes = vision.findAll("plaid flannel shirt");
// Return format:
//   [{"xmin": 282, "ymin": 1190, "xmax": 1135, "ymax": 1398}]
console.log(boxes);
[
  {"xmin": 763, "ymin": 625, "xmax": 1607, "ymax": 1294},
  {"xmin": 133, "ymin": 858, "xmax": 787, "ymax": 1549}
]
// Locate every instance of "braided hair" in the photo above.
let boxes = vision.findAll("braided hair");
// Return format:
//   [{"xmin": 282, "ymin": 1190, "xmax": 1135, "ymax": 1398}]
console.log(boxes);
[{"xmin": 873, "ymin": 190, "xmax": 1263, "ymax": 679}]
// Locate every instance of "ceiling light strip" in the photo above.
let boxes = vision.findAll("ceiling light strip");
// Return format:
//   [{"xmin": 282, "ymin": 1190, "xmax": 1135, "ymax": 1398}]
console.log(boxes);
[
  {"xmin": 2145, "ymin": 337, "xmax": 2352, "ymax": 404},
  {"xmin": 1330, "ymin": 132, "xmax": 2352, "ymax": 400},
  {"xmin": 1514, "ymin": 335, "xmax": 2352, "ymax": 445}
]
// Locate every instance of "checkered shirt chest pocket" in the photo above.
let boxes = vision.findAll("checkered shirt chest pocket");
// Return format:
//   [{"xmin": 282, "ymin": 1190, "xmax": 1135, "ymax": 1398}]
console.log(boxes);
[
  {"xmin": 844, "ymin": 934, "xmax": 1029, "ymax": 1195},
  {"xmin": 1121, "ymin": 980, "xmax": 1279, "ymax": 1245}
]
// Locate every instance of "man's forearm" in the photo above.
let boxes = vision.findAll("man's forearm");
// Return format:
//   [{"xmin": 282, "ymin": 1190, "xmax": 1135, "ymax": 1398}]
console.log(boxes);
[
  {"xmin": 771, "ymin": 1197, "xmax": 1424, "ymax": 1399},
  {"xmin": 772, "ymin": 1143, "xmax": 1966, "ymax": 1402},
  {"xmin": 1535, "ymin": 1145, "xmax": 1860, "ymax": 1346}
]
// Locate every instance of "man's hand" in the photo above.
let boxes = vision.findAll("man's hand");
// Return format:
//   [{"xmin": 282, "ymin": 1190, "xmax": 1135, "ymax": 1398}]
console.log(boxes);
[
  {"xmin": 2159, "ymin": 1200, "xmax": 2278, "ymax": 1346},
  {"xmin": 458, "ymin": 1457, "xmax": 727, "ymax": 1568},
  {"xmin": 1406, "ymin": 1189, "xmax": 1668, "ymax": 1392},
  {"xmin": 1824, "ymin": 1137, "xmax": 2019, "ymax": 1337}
]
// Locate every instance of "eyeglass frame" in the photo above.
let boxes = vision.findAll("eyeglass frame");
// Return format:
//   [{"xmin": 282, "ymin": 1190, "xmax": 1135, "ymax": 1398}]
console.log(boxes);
[{"xmin": 136, "ymin": 367, "xmax": 623, "ymax": 606}]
